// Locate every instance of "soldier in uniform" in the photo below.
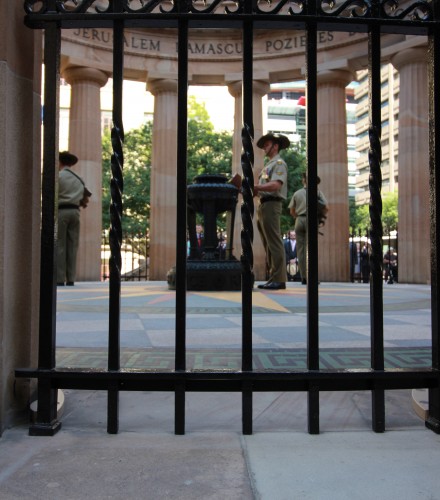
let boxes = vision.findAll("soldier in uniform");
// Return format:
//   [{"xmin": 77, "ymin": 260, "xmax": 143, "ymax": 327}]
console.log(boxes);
[
  {"xmin": 254, "ymin": 133, "xmax": 289, "ymax": 290},
  {"xmin": 289, "ymin": 173, "xmax": 327, "ymax": 285},
  {"xmin": 57, "ymin": 151, "xmax": 91, "ymax": 286}
]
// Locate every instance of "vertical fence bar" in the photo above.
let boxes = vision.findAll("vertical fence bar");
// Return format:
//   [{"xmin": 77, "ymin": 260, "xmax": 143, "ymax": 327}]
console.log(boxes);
[
  {"xmin": 427, "ymin": 8, "xmax": 440, "ymax": 434},
  {"xmin": 30, "ymin": 23, "xmax": 62, "ymax": 437},
  {"xmin": 241, "ymin": 0, "xmax": 255, "ymax": 435},
  {"xmin": 305, "ymin": 14, "xmax": 320, "ymax": 435},
  {"xmin": 368, "ymin": 4, "xmax": 385, "ymax": 432},
  {"xmin": 175, "ymin": 14, "xmax": 189, "ymax": 435},
  {"xmin": 107, "ymin": 16, "xmax": 125, "ymax": 435}
]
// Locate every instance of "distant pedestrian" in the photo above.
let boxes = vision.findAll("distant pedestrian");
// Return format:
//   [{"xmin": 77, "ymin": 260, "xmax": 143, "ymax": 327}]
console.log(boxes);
[
  {"xmin": 384, "ymin": 247, "xmax": 398, "ymax": 284},
  {"xmin": 284, "ymin": 230, "xmax": 300, "ymax": 281}
]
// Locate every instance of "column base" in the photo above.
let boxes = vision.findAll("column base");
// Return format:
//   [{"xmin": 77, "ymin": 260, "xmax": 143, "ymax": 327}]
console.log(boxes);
[
  {"xmin": 29, "ymin": 420, "xmax": 62, "ymax": 436},
  {"xmin": 425, "ymin": 417, "xmax": 440, "ymax": 434}
]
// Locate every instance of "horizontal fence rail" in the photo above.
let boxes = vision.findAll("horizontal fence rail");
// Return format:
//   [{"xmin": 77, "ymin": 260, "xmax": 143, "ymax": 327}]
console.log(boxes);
[
  {"xmin": 15, "ymin": 367, "xmax": 440, "ymax": 392},
  {"xmin": 16, "ymin": 0, "xmax": 440, "ymax": 437}
]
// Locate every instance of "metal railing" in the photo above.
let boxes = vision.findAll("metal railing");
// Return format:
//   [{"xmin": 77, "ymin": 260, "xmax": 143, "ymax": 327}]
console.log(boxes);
[
  {"xmin": 101, "ymin": 231, "xmax": 148, "ymax": 281},
  {"xmin": 16, "ymin": 0, "xmax": 440, "ymax": 437},
  {"xmin": 349, "ymin": 227, "xmax": 397, "ymax": 283}
]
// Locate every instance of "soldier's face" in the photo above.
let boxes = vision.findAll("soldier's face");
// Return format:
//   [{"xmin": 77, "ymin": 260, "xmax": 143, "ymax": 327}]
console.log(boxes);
[{"xmin": 263, "ymin": 140, "xmax": 278, "ymax": 158}]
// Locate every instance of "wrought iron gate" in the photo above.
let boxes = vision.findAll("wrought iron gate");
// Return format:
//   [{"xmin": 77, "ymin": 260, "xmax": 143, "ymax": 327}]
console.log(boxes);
[{"xmin": 17, "ymin": 0, "xmax": 440, "ymax": 436}]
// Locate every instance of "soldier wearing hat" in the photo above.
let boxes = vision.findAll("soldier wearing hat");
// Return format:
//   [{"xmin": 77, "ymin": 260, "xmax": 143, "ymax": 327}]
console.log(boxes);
[
  {"xmin": 289, "ymin": 172, "xmax": 328, "ymax": 284},
  {"xmin": 57, "ymin": 151, "xmax": 91, "ymax": 286},
  {"xmin": 254, "ymin": 133, "xmax": 290, "ymax": 290}
]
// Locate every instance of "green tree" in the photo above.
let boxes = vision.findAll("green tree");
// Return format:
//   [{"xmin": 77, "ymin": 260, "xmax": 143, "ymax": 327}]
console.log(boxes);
[
  {"xmin": 382, "ymin": 191, "xmax": 398, "ymax": 232},
  {"xmin": 349, "ymin": 198, "xmax": 370, "ymax": 233},
  {"xmin": 186, "ymin": 96, "xmax": 233, "ymax": 180},
  {"xmin": 102, "ymin": 98, "xmax": 233, "ymax": 234},
  {"xmin": 349, "ymin": 191, "xmax": 398, "ymax": 235},
  {"xmin": 187, "ymin": 95, "xmax": 212, "ymax": 124},
  {"xmin": 102, "ymin": 122, "xmax": 153, "ymax": 234}
]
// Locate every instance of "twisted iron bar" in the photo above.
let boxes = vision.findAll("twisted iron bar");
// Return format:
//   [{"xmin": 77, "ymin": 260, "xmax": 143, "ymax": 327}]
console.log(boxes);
[
  {"xmin": 368, "ymin": 124, "xmax": 383, "ymax": 279},
  {"xmin": 109, "ymin": 123, "xmax": 124, "ymax": 278},
  {"xmin": 240, "ymin": 123, "xmax": 255, "ymax": 273}
]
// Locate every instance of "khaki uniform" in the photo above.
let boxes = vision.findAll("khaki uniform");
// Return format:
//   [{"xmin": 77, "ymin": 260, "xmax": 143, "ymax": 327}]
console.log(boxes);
[
  {"xmin": 57, "ymin": 167, "xmax": 86, "ymax": 284},
  {"xmin": 289, "ymin": 187, "xmax": 307, "ymax": 280},
  {"xmin": 288, "ymin": 187, "xmax": 327, "ymax": 281},
  {"xmin": 256, "ymin": 155, "xmax": 288, "ymax": 283}
]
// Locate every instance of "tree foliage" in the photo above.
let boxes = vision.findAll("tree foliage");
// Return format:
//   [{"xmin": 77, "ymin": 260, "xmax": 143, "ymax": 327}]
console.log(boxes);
[
  {"xmin": 102, "ymin": 122, "xmax": 153, "ymax": 234},
  {"xmin": 349, "ymin": 197, "xmax": 369, "ymax": 232},
  {"xmin": 349, "ymin": 191, "xmax": 398, "ymax": 235},
  {"xmin": 186, "ymin": 97, "xmax": 233, "ymax": 180},
  {"xmin": 102, "ymin": 98, "xmax": 233, "ymax": 234},
  {"xmin": 382, "ymin": 191, "xmax": 398, "ymax": 231}
]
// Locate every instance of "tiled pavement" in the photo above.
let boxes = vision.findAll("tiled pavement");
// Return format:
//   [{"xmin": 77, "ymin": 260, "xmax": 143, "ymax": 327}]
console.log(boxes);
[
  {"xmin": 55, "ymin": 281, "xmax": 432, "ymax": 371},
  {"xmin": 56, "ymin": 281, "xmax": 432, "ymax": 352}
]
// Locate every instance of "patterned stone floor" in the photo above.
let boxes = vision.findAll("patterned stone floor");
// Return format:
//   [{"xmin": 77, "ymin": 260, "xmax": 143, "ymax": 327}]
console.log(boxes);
[
  {"xmin": 55, "ymin": 282, "xmax": 432, "ymax": 363},
  {"xmin": 56, "ymin": 346, "xmax": 432, "ymax": 370}
]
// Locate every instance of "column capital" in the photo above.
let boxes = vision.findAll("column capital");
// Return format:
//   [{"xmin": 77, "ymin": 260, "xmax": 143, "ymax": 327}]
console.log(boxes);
[
  {"xmin": 391, "ymin": 47, "xmax": 427, "ymax": 70},
  {"xmin": 317, "ymin": 69, "xmax": 354, "ymax": 87},
  {"xmin": 227, "ymin": 80, "xmax": 270, "ymax": 98},
  {"xmin": 147, "ymin": 78, "xmax": 178, "ymax": 96},
  {"xmin": 62, "ymin": 66, "xmax": 109, "ymax": 87},
  {"xmin": 253, "ymin": 80, "xmax": 271, "ymax": 97},
  {"xmin": 227, "ymin": 81, "xmax": 242, "ymax": 98}
]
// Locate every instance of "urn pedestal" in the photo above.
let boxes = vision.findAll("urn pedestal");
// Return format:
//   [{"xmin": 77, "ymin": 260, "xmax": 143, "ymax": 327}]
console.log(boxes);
[{"xmin": 167, "ymin": 174, "xmax": 242, "ymax": 291}]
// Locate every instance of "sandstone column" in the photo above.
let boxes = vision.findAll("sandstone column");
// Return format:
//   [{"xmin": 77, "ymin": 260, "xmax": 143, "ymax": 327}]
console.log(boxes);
[
  {"xmin": 0, "ymin": 3, "xmax": 42, "ymax": 432},
  {"xmin": 317, "ymin": 69, "xmax": 353, "ymax": 282},
  {"xmin": 228, "ymin": 80, "xmax": 269, "ymax": 281},
  {"xmin": 147, "ymin": 78, "xmax": 178, "ymax": 280},
  {"xmin": 391, "ymin": 48, "xmax": 429, "ymax": 284},
  {"xmin": 63, "ymin": 66, "xmax": 109, "ymax": 281}
]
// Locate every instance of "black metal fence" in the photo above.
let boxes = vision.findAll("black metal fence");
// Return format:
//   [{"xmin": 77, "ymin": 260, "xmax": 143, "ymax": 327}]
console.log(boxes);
[
  {"xmin": 349, "ymin": 227, "xmax": 397, "ymax": 283},
  {"xmin": 16, "ymin": 0, "xmax": 440, "ymax": 437},
  {"xmin": 101, "ymin": 228, "xmax": 399, "ymax": 284},
  {"xmin": 101, "ymin": 231, "xmax": 148, "ymax": 281}
]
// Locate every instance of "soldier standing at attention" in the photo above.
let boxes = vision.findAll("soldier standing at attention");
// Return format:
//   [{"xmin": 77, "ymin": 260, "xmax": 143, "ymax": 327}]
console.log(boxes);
[
  {"xmin": 57, "ymin": 151, "xmax": 91, "ymax": 286},
  {"xmin": 253, "ymin": 133, "xmax": 289, "ymax": 290},
  {"xmin": 289, "ymin": 173, "xmax": 328, "ymax": 285}
]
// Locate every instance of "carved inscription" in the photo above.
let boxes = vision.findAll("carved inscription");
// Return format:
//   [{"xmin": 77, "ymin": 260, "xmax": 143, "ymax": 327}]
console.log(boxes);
[{"xmin": 70, "ymin": 29, "xmax": 359, "ymax": 56}]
